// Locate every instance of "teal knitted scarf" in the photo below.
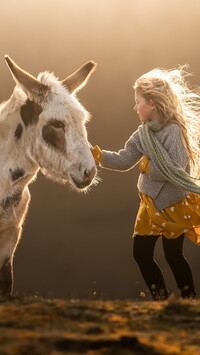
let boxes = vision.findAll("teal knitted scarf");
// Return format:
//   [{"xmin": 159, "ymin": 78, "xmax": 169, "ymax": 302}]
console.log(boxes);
[{"xmin": 142, "ymin": 120, "xmax": 200, "ymax": 194}]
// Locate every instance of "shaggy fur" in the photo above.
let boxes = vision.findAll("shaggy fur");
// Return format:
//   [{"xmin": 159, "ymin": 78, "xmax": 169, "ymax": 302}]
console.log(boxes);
[{"xmin": 0, "ymin": 56, "xmax": 97, "ymax": 295}]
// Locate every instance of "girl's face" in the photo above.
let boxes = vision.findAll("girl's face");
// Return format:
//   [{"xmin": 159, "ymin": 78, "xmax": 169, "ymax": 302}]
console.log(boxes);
[{"xmin": 134, "ymin": 90, "xmax": 155, "ymax": 122}]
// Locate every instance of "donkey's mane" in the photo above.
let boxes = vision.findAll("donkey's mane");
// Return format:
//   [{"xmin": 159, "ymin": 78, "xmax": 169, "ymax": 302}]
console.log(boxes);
[{"xmin": 37, "ymin": 71, "xmax": 61, "ymax": 87}]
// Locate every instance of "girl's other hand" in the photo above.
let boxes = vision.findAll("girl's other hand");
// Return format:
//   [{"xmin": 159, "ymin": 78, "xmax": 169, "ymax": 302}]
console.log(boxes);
[{"xmin": 139, "ymin": 155, "xmax": 150, "ymax": 174}]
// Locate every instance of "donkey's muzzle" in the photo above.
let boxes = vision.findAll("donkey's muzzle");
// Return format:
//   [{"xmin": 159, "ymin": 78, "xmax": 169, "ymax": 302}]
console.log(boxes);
[{"xmin": 70, "ymin": 166, "xmax": 96, "ymax": 189}]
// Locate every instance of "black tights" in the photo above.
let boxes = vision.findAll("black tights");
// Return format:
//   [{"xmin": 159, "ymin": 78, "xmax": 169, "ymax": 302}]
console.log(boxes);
[{"xmin": 133, "ymin": 233, "xmax": 196, "ymax": 300}]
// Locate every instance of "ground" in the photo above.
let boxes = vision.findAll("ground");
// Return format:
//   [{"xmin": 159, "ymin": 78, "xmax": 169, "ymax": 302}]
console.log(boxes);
[{"xmin": 0, "ymin": 295, "xmax": 199, "ymax": 355}]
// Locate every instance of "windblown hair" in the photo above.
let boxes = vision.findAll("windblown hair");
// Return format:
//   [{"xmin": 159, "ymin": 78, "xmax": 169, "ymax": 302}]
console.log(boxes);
[{"xmin": 134, "ymin": 65, "xmax": 200, "ymax": 178}]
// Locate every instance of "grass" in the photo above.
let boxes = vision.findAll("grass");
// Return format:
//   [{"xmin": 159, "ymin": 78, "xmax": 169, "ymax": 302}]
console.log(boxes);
[{"xmin": 0, "ymin": 294, "xmax": 199, "ymax": 354}]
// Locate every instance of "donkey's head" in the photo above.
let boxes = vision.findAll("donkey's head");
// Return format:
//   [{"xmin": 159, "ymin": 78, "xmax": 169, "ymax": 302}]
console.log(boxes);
[{"xmin": 5, "ymin": 56, "xmax": 97, "ymax": 190}]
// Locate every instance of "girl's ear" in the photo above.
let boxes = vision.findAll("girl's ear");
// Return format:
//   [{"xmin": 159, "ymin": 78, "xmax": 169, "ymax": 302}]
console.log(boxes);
[{"xmin": 149, "ymin": 99, "xmax": 156, "ymax": 110}]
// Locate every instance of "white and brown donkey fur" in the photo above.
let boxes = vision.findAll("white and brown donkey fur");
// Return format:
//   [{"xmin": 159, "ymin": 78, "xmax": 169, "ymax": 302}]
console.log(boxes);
[{"xmin": 0, "ymin": 56, "xmax": 97, "ymax": 296}]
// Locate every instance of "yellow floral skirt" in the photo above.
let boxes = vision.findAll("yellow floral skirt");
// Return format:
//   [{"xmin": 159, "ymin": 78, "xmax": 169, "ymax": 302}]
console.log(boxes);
[{"xmin": 133, "ymin": 192, "xmax": 200, "ymax": 245}]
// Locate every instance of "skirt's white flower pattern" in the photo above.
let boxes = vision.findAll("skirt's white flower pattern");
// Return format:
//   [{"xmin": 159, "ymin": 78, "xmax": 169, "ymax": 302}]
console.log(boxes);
[{"xmin": 133, "ymin": 192, "xmax": 200, "ymax": 245}]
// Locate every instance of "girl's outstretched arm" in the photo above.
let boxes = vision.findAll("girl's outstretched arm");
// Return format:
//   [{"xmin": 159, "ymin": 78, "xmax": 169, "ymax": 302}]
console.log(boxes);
[{"xmin": 91, "ymin": 131, "xmax": 142, "ymax": 171}]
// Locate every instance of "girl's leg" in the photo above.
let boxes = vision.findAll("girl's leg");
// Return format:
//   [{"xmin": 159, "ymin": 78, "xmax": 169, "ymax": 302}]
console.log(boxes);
[
  {"xmin": 162, "ymin": 233, "xmax": 196, "ymax": 298},
  {"xmin": 133, "ymin": 235, "xmax": 168, "ymax": 300}
]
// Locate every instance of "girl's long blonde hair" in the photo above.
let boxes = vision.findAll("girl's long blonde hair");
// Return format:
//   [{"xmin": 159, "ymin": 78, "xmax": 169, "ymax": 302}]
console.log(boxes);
[{"xmin": 134, "ymin": 65, "xmax": 200, "ymax": 178}]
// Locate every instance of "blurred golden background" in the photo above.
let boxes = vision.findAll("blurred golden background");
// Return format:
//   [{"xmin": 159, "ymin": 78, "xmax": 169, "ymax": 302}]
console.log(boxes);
[{"xmin": 0, "ymin": 0, "xmax": 199, "ymax": 299}]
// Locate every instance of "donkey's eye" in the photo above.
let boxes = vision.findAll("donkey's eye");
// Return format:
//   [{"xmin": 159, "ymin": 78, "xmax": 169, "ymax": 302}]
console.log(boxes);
[{"xmin": 51, "ymin": 121, "xmax": 65, "ymax": 131}]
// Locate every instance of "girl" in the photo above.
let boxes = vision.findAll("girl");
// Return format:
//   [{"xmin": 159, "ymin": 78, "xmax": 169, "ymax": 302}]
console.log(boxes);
[{"xmin": 91, "ymin": 66, "xmax": 200, "ymax": 300}]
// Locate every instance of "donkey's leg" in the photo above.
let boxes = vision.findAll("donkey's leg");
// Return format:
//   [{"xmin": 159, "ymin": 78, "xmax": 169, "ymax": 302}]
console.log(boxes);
[{"xmin": 0, "ymin": 227, "xmax": 22, "ymax": 296}]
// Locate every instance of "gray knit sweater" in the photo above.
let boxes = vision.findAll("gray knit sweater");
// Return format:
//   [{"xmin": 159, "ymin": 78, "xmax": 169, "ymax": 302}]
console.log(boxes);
[{"xmin": 101, "ymin": 123, "xmax": 190, "ymax": 210}]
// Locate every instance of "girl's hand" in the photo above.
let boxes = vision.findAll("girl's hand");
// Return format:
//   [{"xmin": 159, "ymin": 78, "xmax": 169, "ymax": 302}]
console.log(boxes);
[
  {"xmin": 89, "ymin": 143, "xmax": 102, "ymax": 163},
  {"xmin": 139, "ymin": 156, "xmax": 150, "ymax": 174}
]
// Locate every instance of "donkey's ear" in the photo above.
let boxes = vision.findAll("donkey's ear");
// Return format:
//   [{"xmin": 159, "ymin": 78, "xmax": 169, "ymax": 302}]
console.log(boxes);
[
  {"xmin": 4, "ymin": 55, "xmax": 48, "ymax": 100},
  {"xmin": 62, "ymin": 61, "xmax": 97, "ymax": 94}
]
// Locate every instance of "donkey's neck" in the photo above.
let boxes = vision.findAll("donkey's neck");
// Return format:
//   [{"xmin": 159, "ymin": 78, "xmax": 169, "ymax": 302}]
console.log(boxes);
[{"xmin": 0, "ymin": 90, "xmax": 39, "ymax": 200}]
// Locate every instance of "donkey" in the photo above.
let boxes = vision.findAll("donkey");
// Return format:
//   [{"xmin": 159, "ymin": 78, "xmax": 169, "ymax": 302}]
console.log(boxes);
[{"xmin": 0, "ymin": 56, "xmax": 97, "ymax": 296}]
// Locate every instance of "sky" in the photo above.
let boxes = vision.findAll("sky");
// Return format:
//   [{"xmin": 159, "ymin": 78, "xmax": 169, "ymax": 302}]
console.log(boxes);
[{"xmin": 0, "ymin": 0, "xmax": 200, "ymax": 299}]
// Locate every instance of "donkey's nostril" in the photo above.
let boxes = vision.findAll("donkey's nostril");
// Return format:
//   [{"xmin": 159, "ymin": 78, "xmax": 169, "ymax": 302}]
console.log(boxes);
[
  {"xmin": 84, "ymin": 166, "xmax": 96, "ymax": 180},
  {"xmin": 70, "ymin": 166, "xmax": 96, "ymax": 189},
  {"xmin": 84, "ymin": 169, "xmax": 89, "ymax": 178}
]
